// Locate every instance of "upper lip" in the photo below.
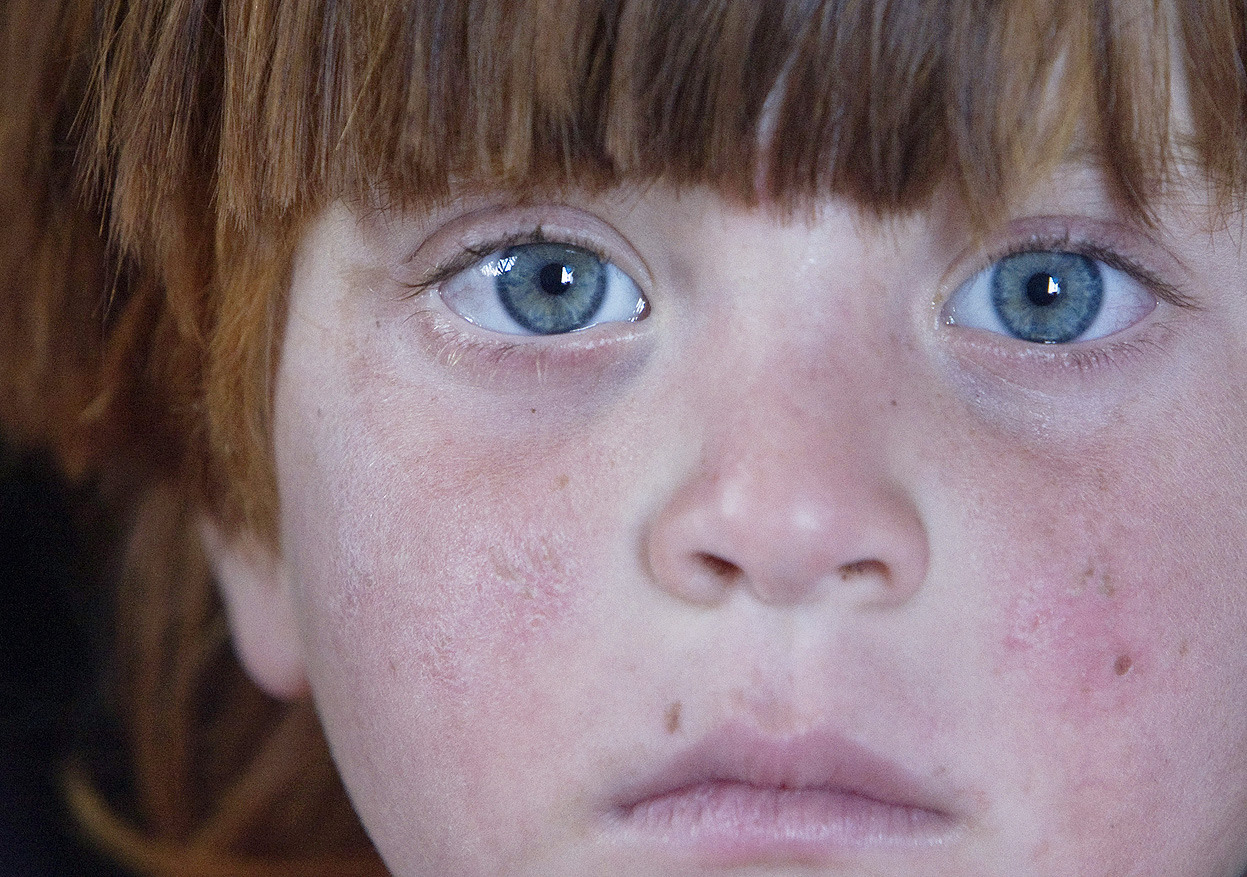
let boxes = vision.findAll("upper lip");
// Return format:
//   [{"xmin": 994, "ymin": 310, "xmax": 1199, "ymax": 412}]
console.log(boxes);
[{"xmin": 610, "ymin": 722, "xmax": 962, "ymax": 821}]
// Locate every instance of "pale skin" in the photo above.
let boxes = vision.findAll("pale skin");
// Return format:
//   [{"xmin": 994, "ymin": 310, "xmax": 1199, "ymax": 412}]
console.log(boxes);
[{"xmin": 208, "ymin": 164, "xmax": 1247, "ymax": 875}]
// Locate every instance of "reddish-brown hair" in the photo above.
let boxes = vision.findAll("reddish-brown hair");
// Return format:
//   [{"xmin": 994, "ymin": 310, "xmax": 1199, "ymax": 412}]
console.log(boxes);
[{"xmin": 3, "ymin": 0, "xmax": 1246, "ymax": 873}]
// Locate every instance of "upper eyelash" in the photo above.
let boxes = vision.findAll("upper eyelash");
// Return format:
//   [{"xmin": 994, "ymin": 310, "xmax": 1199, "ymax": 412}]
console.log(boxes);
[
  {"xmin": 399, "ymin": 227, "xmax": 614, "ymax": 299},
  {"xmin": 982, "ymin": 232, "xmax": 1198, "ymax": 311}
]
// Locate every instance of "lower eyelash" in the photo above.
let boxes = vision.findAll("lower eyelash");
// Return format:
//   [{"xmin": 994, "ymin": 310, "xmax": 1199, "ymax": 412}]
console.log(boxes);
[
  {"xmin": 422, "ymin": 316, "xmax": 524, "ymax": 369},
  {"xmin": 954, "ymin": 319, "xmax": 1175, "ymax": 379},
  {"xmin": 1056, "ymin": 336, "xmax": 1161, "ymax": 373}
]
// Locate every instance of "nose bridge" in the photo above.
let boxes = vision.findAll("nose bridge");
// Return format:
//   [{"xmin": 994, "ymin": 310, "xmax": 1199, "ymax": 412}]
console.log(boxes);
[{"xmin": 644, "ymin": 334, "xmax": 929, "ymax": 610}]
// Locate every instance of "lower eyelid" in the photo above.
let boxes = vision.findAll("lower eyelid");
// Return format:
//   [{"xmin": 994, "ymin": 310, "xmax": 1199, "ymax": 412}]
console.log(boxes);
[{"xmin": 400, "ymin": 302, "xmax": 656, "ymax": 397}]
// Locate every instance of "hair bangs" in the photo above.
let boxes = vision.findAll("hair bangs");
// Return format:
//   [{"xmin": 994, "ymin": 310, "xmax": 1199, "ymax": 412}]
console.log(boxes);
[
  {"xmin": 87, "ymin": 0, "xmax": 1247, "ymax": 250},
  {"xmin": 213, "ymin": 0, "xmax": 1108, "ymax": 219}
]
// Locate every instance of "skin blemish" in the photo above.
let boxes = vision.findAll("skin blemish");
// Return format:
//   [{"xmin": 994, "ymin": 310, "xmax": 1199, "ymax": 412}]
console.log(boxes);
[
  {"xmin": 555, "ymin": 474, "xmax": 569, "ymax": 490},
  {"xmin": 665, "ymin": 701, "xmax": 682, "ymax": 734},
  {"xmin": 995, "ymin": 541, "xmax": 1151, "ymax": 717},
  {"xmin": 490, "ymin": 548, "xmax": 521, "ymax": 583},
  {"xmin": 1077, "ymin": 561, "xmax": 1115, "ymax": 598}
]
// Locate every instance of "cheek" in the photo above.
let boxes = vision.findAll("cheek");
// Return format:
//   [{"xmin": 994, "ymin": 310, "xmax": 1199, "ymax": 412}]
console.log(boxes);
[
  {"xmin": 282, "ymin": 397, "xmax": 607, "ymax": 696},
  {"xmin": 941, "ymin": 393, "xmax": 1247, "ymax": 851},
  {"xmin": 978, "ymin": 443, "xmax": 1247, "ymax": 718},
  {"xmin": 989, "ymin": 491, "xmax": 1167, "ymax": 715},
  {"xmin": 273, "ymin": 345, "xmax": 648, "ymax": 867}
]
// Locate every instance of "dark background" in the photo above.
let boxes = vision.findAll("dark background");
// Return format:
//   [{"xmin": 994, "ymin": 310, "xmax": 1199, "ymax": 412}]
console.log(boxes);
[{"xmin": 0, "ymin": 447, "xmax": 123, "ymax": 875}]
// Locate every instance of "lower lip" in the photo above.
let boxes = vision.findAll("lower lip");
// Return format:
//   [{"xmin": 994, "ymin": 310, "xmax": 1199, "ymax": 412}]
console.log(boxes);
[{"xmin": 616, "ymin": 781, "xmax": 957, "ymax": 862}]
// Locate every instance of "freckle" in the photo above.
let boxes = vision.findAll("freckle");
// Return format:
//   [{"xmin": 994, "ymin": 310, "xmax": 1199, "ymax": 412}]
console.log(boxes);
[
  {"xmin": 389, "ymin": 659, "xmax": 399, "ymax": 678},
  {"xmin": 530, "ymin": 408, "xmax": 537, "ymax": 414},
  {"xmin": 490, "ymin": 549, "xmax": 519, "ymax": 582},
  {"xmin": 555, "ymin": 474, "xmax": 569, "ymax": 490},
  {"xmin": 1179, "ymin": 640, "xmax": 1190, "ymax": 657},
  {"xmin": 374, "ymin": 319, "xmax": 381, "ymax": 328},
  {"xmin": 316, "ymin": 407, "xmax": 324, "ymax": 419},
  {"xmin": 889, "ymin": 399, "xmax": 898, "ymax": 407},
  {"xmin": 1098, "ymin": 576, "xmax": 1116, "ymax": 598},
  {"xmin": 1114, "ymin": 654, "xmax": 1133, "ymax": 676},
  {"xmin": 665, "ymin": 702, "xmax": 682, "ymax": 734}
]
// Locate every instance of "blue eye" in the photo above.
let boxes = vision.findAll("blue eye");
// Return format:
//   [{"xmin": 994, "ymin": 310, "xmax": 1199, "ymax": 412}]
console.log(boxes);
[
  {"xmin": 944, "ymin": 249, "xmax": 1156, "ymax": 344},
  {"xmin": 439, "ymin": 242, "xmax": 647, "ymax": 336}
]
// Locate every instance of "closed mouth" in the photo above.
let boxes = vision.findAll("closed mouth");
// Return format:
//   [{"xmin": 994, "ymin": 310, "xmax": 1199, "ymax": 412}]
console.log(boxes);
[{"xmin": 608, "ymin": 724, "xmax": 964, "ymax": 863}]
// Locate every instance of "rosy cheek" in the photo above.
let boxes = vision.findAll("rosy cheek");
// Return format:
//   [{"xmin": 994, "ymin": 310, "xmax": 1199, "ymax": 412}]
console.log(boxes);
[
  {"xmin": 320, "ymin": 451, "xmax": 590, "ymax": 693},
  {"xmin": 967, "ymin": 437, "xmax": 1247, "ymax": 726},
  {"xmin": 994, "ymin": 543, "xmax": 1153, "ymax": 715}
]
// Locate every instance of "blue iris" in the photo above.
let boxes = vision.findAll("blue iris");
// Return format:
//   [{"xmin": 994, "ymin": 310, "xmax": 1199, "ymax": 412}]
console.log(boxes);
[
  {"xmin": 494, "ymin": 243, "xmax": 608, "ymax": 335},
  {"xmin": 990, "ymin": 251, "xmax": 1104, "ymax": 343}
]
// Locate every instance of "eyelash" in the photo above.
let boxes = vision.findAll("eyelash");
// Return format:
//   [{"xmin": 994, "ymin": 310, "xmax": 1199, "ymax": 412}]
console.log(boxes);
[{"xmin": 401, "ymin": 226, "xmax": 615, "ymax": 299}]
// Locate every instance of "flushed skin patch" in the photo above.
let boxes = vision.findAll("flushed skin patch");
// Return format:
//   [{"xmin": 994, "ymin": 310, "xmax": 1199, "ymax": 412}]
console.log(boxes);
[{"xmin": 268, "ymin": 181, "xmax": 1247, "ymax": 876}]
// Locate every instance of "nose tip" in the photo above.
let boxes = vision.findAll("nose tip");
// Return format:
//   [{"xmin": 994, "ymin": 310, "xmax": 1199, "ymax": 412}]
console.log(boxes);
[{"xmin": 644, "ymin": 468, "xmax": 929, "ymax": 609}]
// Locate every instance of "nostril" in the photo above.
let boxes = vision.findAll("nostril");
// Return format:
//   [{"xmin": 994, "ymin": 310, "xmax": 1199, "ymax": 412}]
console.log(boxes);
[
  {"xmin": 837, "ymin": 559, "xmax": 888, "ymax": 582},
  {"xmin": 695, "ymin": 552, "xmax": 743, "ymax": 584}
]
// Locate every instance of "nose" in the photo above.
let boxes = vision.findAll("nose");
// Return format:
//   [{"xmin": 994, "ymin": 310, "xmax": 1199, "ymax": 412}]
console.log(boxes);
[{"xmin": 644, "ymin": 424, "xmax": 930, "ymax": 610}]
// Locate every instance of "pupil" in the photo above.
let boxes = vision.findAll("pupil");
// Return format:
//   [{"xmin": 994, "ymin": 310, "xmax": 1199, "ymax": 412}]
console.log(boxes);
[
  {"xmin": 539, "ymin": 262, "xmax": 572, "ymax": 296},
  {"xmin": 1026, "ymin": 272, "xmax": 1061, "ymax": 307}
]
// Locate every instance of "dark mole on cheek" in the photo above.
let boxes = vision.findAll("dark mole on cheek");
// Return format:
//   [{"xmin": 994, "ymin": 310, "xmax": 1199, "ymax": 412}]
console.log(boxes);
[
  {"xmin": 665, "ymin": 702, "xmax": 682, "ymax": 734},
  {"xmin": 1114, "ymin": 654, "xmax": 1133, "ymax": 676}
]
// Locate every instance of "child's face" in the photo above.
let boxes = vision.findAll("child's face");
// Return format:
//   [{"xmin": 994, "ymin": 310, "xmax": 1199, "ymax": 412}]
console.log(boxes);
[{"xmin": 264, "ymin": 165, "xmax": 1247, "ymax": 875}]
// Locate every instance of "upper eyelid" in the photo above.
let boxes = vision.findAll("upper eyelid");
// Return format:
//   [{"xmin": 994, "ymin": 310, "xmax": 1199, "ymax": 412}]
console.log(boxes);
[
  {"xmin": 398, "ymin": 228, "xmax": 566, "ymax": 299},
  {"xmin": 393, "ymin": 206, "xmax": 652, "ymax": 299}
]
